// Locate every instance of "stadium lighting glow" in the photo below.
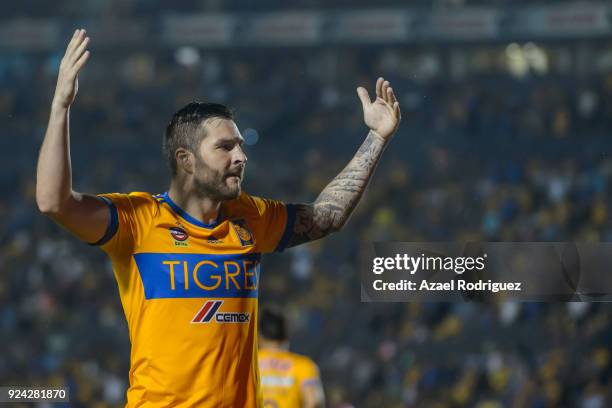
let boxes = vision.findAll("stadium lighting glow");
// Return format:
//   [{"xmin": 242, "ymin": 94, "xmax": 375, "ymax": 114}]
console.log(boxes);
[
  {"xmin": 523, "ymin": 42, "xmax": 548, "ymax": 74},
  {"xmin": 243, "ymin": 128, "xmax": 259, "ymax": 145},
  {"xmin": 505, "ymin": 43, "xmax": 528, "ymax": 78},
  {"xmin": 505, "ymin": 42, "xmax": 549, "ymax": 77},
  {"xmin": 175, "ymin": 46, "xmax": 200, "ymax": 67}
]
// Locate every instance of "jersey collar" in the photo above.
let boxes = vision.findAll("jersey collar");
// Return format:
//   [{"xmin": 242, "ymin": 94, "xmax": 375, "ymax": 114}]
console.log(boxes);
[{"xmin": 161, "ymin": 192, "xmax": 222, "ymax": 229}]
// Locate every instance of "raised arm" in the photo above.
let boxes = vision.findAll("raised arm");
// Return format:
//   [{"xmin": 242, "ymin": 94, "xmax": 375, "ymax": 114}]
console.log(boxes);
[
  {"xmin": 286, "ymin": 77, "xmax": 401, "ymax": 248},
  {"xmin": 36, "ymin": 29, "xmax": 109, "ymax": 244}
]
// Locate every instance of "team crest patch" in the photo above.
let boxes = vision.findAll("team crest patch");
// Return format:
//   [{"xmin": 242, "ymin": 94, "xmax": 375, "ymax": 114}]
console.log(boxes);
[
  {"xmin": 170, "ymin": 227, "xmax": 188, "ymax": 243},
  {"xmin": 232, "ymin": 220, "xmax": 254, "ymax": 247}
]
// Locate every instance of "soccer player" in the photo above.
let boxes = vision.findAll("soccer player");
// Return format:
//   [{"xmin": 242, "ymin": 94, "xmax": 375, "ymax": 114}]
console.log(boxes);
[
  {"xmin": 259, "ymin": 307, "xmax": 325, "ymax": 408},
  {"xmin": 35, "ymin": 29, "xmax": 400, "ymax": 407}
]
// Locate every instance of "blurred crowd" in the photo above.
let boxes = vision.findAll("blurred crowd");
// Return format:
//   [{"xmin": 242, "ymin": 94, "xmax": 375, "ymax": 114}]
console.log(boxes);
[
  {"xmin": 1, "ymin": 39, "xmax": 612, "ymax": 407},
  {"xmin": 3, "ymin": 0, "xmax": 571, "ymax": 18}
]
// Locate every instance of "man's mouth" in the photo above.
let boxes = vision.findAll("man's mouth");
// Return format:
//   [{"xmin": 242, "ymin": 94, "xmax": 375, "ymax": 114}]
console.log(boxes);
[{"xmin": 226, "ymin": 168, "xmax": 244, "ymax": 179}]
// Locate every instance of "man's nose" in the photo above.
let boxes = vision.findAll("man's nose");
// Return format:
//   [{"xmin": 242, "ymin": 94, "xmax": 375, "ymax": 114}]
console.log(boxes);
[{"xmin": 233, "ymin": 146, "xmax": 247, "ymax": 164}]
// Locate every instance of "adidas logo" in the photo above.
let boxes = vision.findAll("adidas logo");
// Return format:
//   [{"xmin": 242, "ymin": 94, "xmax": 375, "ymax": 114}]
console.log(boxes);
[{"xmin": 207, "ymin": 235, "xmax": 223, "ymax": 244}]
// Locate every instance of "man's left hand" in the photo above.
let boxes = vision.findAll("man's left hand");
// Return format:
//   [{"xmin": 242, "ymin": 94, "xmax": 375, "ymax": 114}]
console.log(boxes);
[{"xmin": 356, "ymin": 77, "xmax": 401, "ymax": 142}]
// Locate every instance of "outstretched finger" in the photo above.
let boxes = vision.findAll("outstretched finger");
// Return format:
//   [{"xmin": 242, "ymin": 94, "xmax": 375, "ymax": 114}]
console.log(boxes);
[
  {"xmin": 66, "ymin": 29, "xmax": 85, "ymax": 56},
  {"xmin": 73, "ymin": 50, "xmax": 91, "ymax": 73},
  {"xmin": 356, "ymin": 87, "xmax": 371, "ymax": 110},
  {"xmin": 70, "ymin": 36, "xmax": 90, "ymax": 64},
  {"xmin": 381, "ymin": 81, "xmax": 390, "ymax": 103},
  {"xmin": 387, "ymin": 86, "xmax": 397, "ymax": 105},
  {"xmin": 394, "ymin": 101, "xmax": 401, "ymax": 121},
  {"xmin": 375, "ymin": 77, "xmax": 383, "ymax": 99},
  {"xmin": 68, "ymin": 29, "xmax": 80, "ymax": 46}
]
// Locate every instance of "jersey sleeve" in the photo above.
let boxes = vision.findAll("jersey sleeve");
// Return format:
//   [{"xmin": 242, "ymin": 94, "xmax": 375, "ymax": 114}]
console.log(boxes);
[
  {"xmin": 297, "ymin": 358, "xmax": 322, "ymax": 389},
  {"xmin": 244, "ymin": 195, "xmax": 296, "ymax": 253},
  {"xmin": 90, "ymin": 192, "xmax": 156, "ymax": 259}
]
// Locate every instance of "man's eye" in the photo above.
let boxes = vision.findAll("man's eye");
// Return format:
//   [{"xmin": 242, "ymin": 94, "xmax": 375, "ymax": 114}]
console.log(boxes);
[{"xmin": 220, "ymin": 145, "xmax": 233, "ymax": 151}]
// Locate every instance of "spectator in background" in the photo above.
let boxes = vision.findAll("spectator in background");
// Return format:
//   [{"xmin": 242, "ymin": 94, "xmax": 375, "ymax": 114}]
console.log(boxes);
[{"xmin": 259, "ymin": 306, "xmax": 325, "ymax": 408}]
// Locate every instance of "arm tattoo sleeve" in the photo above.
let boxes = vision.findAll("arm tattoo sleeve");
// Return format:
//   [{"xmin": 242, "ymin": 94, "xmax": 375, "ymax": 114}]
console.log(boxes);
[{"xmin": 286, "ymin": 131, "xmax": 387, "ymax": 248}]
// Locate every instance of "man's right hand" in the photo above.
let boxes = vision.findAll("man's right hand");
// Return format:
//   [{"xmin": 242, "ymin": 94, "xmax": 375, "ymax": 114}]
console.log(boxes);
[{"xmin": 52, "ymin": 29, "xmax": 90, "ymax": 110}]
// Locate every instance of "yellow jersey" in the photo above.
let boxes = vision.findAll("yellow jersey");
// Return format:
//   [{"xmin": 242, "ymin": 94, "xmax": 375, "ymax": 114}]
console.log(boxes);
[
  {"xmin": 258, "ymin": 348, "xmax": 322, "ymax": 408},
  {"xmin": 94, "ymin": 191, "xmax": 295, "ymax": 407}
]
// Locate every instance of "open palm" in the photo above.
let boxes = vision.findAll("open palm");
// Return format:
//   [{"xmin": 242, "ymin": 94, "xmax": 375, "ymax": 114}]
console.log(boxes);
[
  {"xmin": 53, "ymin": 29, "xmax": 90, "ymax": 109},
  {"xmin": 357, "ymin": 77, "xmax": 401, "ymax": 141}
]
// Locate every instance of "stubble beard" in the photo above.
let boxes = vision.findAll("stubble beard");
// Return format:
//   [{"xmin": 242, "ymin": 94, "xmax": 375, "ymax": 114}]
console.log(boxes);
[{"xmin": 193, "ymin": 156, "xmax": 242, "ymax": 201}]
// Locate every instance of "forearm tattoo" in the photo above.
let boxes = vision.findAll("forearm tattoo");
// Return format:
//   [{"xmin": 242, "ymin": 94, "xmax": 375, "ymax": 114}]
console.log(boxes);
[{"xmin": 286, "ymin": 131, "xmax": 387, "ymax": 248}]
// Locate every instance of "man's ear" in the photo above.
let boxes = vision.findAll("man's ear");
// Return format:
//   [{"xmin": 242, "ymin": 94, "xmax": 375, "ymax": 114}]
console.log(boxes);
[{"xmin": 175, "ymin": 149, "xmax": 194, "ymax": 174}]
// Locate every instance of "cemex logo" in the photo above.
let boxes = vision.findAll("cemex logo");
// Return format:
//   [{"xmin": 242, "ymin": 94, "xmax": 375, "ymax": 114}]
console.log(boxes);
[{"xmin": 191, "ymin": 300, "xmax": 250, "ymax": 324}]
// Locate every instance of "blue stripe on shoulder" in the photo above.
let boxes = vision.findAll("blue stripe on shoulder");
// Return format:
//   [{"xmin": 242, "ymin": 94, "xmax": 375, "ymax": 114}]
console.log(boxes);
[
  {"xmin": 275, "ymin": 203, "xmax": 296, "ymax": 253},
  {"xmin": 89, "ymin": 196, "xmax": 119, "ymax": 246}
]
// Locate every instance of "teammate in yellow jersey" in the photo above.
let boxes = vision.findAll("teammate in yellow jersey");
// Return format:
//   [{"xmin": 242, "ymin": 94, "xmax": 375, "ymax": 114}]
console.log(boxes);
[
  {"xmin": 259, "ymin": 307, "xmax": 325, "ymax": 408},
  {"xmin": 36, "ymin": 29, "xmax": 401, "ymax": 407}
]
